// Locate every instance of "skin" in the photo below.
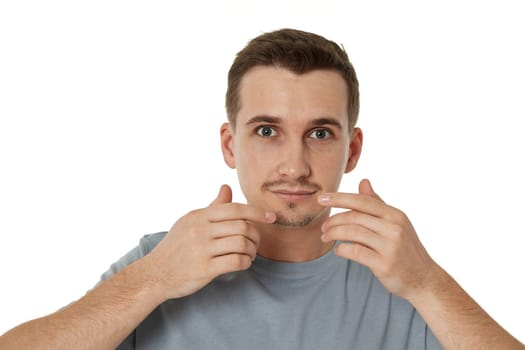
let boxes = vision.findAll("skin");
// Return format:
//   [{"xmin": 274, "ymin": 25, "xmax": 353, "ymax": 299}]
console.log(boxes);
[
  {"xmin": 319, "ymin": 180, "xmax": 435, "ymax": 300},
  {"xmin": 317, "ymin": 180, "xmax": 523, "ymax": 349},
  {"xmin": 221, "ymin": 66, "xmax": 363, "ymax": 262},
  {"xmin": 1, "ymin": 66, "xmax": 523, "ymax": 349}
]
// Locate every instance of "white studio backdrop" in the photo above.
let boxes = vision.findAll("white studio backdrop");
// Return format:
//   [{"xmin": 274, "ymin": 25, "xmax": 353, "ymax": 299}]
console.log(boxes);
[{"xmin": 1, "ymin": 0, "xmax": 524, "ymax": 341}]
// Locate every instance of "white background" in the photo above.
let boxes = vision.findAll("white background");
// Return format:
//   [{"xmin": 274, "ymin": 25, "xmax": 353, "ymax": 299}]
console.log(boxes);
[{"xmin": 1, "ymin": 0, "xmax": 524, "ymax": 342}]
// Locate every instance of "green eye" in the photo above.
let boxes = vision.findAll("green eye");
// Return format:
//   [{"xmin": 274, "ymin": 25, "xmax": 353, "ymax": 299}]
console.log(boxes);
[
  {"xmin": 309, "ymin": 129, "xmax": 331, "ymax": 139},
  {"xmin": 257, "ymin": 126, "xmax": 277, "ymax": 137}
]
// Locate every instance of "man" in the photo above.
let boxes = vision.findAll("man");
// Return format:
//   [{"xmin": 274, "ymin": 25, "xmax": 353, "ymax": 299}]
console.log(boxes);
[{"xmin": 1, "ymin": 28, "xmax": 522, "ymax": 349}]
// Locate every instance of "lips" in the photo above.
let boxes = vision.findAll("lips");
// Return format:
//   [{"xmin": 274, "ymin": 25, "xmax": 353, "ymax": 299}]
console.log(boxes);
[
  {"xmin": 272, "ymin": 189, "xmax": 316, "ymax": 195},
  {"xmin": 269, "ymin": 188, "xmax": 318, "ymax": 203}
]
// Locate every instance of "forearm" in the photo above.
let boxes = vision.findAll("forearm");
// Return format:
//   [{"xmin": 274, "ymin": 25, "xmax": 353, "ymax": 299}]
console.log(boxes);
[
  {"xmin": 0, "ymin": 255, "xmax": 165, "ymax": 350},
  {"xmin": 409, "ymin": 264, "xmax": 524, "ymax": 350}
]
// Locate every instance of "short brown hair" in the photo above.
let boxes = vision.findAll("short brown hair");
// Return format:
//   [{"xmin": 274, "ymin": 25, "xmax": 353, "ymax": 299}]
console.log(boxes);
[{"xmin": 226, "ymin": 28, "xmax": 359, "ymax": 131}]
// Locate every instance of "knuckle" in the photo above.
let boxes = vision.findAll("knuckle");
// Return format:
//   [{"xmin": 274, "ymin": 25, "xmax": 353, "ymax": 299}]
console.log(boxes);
[
  {"xmin": 390, "ymin": 224, "xmax": 404, "ymax": 239},
  {"xmin": 230, "ymin": 203, "xmax": 244, "ymax": 215},
  {"xmin": 250, "ymin": 230, "xmax": 261, "ymax": 246},
  {"xmin": 237, "ymin": 220, "xmax": 249, "ymax": 233},
  {"xmin": 336, "ymin": 243, "xmax": 355, "ymax": 258},
  {"xmin": 349, "ymin": 243, "xmax": 362, "ymax": 259},
  {"xmin": 237, "ymin": 236, "xmax": 250, "ymax": 250},
  {"xmin": 390, "ymin": 209, "xmax": 408, "ymax": 223},
  {"xmin": 398, "ymin": 211, "xmax": 409, "ymax": 222},
  {"xmin": 187, "ymin": 208, "xmax": 203, "ymax": 219},
  {"xmin": 330, "ymin": 224, "xmax": 352, "ymax": 241},
  {"xmin": 346, "ymin": 210, "xmax": 358, "ymax": 220},
  {"xmin": 230, "ymin": 254, "xmax": 250, "ymax": 270}
]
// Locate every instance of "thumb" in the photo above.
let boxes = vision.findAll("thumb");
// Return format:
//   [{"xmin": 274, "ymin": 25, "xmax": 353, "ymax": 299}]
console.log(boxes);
[
  {"xmin": 359, "ymin": 179, "xmax": 384, "ymax": 203},
  {"xmin": 209, "ymin": 184, "xmax": 233, "ymax": 207}
]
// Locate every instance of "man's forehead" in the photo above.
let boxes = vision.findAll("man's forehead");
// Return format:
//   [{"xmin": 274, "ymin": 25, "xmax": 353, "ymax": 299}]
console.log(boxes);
[{"xmin": 236, "ymin": 66, "xmax": 349, "ymax": 129}]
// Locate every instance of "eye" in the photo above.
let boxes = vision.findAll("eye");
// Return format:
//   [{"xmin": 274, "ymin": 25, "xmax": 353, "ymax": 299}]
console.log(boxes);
[
  {"xmin": 309, "ymin": 128, "xmax": 331, "ymax": 140},
  {"xmin": 256, "ymin": 126, "xmax": 278, "ymax": 137}
]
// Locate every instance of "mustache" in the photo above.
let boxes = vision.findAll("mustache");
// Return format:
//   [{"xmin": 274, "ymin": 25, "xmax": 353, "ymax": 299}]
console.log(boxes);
[{"xmin": 261, "ymin": 179, "xmax": 322, "ymax": 192}]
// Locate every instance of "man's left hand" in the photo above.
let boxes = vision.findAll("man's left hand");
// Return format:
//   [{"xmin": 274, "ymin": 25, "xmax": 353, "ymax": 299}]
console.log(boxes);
[{"xmin": 319, "ymin": 179, "xmax": 438, "ymax": 301}]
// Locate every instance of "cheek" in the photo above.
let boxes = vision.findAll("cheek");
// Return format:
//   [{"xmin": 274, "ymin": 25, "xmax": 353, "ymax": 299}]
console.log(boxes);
[
  {"xmin": 235, "ymin": 145, "xmax": 271, "ymax": 191},
  {"xmin": 236, "ymin": 139, "xmax": 275, "ymax": 169},
  {"xmin": 313, "ymin": 149, "xmax": 348, "ymax": 186}
]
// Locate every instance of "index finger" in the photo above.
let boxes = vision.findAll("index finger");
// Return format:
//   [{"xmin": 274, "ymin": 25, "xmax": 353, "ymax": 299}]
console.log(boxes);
[
  {"xmin": 207, "ymin": 203, "xmax": 276, "ymax": 224},
  {"xmin": 318, "ymin": 192, "xmax": 389, "ymax": 218}
]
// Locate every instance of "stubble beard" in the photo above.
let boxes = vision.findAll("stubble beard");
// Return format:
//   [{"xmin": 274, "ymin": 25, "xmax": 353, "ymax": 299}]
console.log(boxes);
[
  {"xmin": 273, "ymin": 202, "xmax": 316, "ymax": 227},
  {"xmin": 261, "ymin": 179, "xmax": 322, "ymax": 228}
]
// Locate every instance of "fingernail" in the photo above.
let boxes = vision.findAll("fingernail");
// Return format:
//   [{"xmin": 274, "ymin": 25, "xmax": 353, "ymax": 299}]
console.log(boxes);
[
  {"xmin": 265, "ymin": 211, "xmax": 276, "ymax": 222},
  {"xmin": 318, "ymin": 194, "xmax": 330, "ymax": 204}
]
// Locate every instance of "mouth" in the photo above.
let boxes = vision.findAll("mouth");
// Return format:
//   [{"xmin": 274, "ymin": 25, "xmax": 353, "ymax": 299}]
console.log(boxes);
[{"xmin": 269, "ymin": 189, "xmax": 318, "ymax": 203}]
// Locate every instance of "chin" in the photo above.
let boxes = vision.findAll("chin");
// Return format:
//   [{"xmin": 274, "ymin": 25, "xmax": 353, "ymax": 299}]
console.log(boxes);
[
  {"xmin": 273, "ymin": 213, "xmax": 316, "ymax": 227},
  {"xmin": 272, "ymin": 205, "xmax": 329, "ymax": 228}
]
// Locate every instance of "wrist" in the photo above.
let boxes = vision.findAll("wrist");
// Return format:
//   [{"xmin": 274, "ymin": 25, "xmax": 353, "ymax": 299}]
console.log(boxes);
[
  {"xmin": 405, "ymin": 262, "xmax": 449, "ymax": 308},
  {"xmin": 121, "ymin": 254, "xmax": 170, "ymax": 305}
]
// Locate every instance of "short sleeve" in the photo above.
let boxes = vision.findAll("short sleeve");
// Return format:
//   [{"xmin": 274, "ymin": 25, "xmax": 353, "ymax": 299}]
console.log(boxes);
[
  {"xmin": 98, "ymin": 231, "xmax": 168, "ymax": 283},
  {"xmin": 96, "ymin": 232, "xmax": 168, "ymax": 349}
]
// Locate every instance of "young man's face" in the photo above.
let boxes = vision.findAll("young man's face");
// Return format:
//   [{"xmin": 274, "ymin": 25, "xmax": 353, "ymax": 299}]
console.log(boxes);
[{"xmin": 221, "ymin": 66, "xmax": 362, "ymax": 227}]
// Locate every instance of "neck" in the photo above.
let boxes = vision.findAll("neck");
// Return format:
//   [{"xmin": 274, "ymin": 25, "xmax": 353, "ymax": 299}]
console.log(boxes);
[{"xmin": 255, "ymin": 213, "xmax": 334, "ymax": 262}]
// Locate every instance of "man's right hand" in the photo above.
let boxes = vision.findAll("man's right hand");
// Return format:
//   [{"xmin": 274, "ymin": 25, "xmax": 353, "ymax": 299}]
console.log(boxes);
[
  {"xmin": 0, "ymin": 184, "xmax": 273, "ymax": 350},
  {"xmin": 145, "ymin": 184, "xmax": 276, "ymax": 300}
]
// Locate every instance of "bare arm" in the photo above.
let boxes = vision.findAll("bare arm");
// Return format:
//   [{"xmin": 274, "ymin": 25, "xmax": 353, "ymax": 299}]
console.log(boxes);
[
  {"xmin": 1, "ymin": 184, "xmax": 276, "ymax": 349},
  {"xmin": 408, "ymin": 264, "xmax": 523, "ymax": 350},
  {"xmin": 320, "ymin": 179, "xmax": 524, "ymax": 349},
  {"xmin": 0, "ymin": 255, "xmax": 164, "ymax": 350}
]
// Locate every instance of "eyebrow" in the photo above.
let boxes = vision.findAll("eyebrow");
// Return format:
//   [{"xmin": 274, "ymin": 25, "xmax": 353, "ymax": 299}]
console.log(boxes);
[
  {"xmin": 245, "ymin": 115, "xmax": 342, "ymax": 130},
  {"xmin": 310, "ymin": 117, "xmax": 343, "ymax": 130},
  {"xmin": 245, "ymin": 115, "xmax": 282, "ymax": 125}
]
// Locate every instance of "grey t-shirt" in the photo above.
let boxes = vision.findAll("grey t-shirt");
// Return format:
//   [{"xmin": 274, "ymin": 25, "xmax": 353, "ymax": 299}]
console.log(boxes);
[{"xmin": 101, "ymin": 232, "xmax": 443, "ymax": 349}]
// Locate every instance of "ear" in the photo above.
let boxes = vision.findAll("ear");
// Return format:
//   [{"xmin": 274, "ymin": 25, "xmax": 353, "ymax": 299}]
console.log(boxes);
[
  {"xmin": 344, "ymin": 127, "xmax": 363, "ymax": 173},
  {"xmin": 220, "ymin": 122, "xmax": 236, "ymax": 169}
]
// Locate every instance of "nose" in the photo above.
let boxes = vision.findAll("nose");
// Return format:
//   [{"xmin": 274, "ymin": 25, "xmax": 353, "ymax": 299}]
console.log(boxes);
[{"xmin": 277, "ymin": 140, "xmax": 311, "ymax": 179}]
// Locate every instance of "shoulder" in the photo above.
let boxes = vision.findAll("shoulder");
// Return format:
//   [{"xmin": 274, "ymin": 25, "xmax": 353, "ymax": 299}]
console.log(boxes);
[
  {"xmin": 137, "ymin": 231, "xmax": 168, "ymax": 255},
  {"xmin": 99, "ymin": 231, "xmax": 168, "ymax": 282}
]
